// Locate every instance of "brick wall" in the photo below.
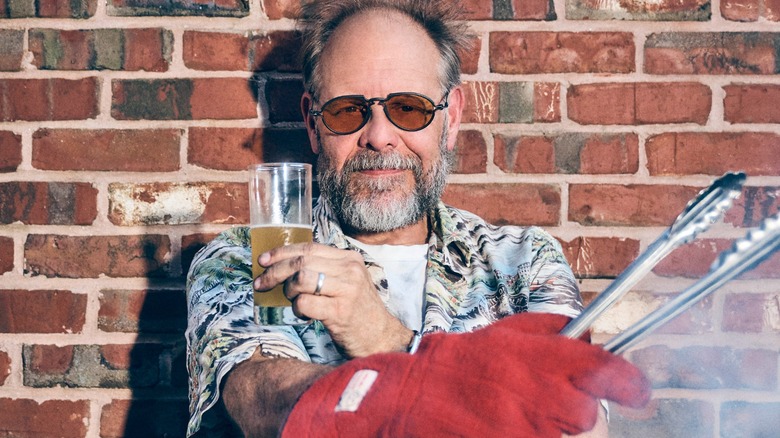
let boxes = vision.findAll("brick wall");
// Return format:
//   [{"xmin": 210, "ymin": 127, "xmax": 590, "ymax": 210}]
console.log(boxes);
[{"xmin": 0, "ymin": 0, "xmax": 778, "ymax": 436}]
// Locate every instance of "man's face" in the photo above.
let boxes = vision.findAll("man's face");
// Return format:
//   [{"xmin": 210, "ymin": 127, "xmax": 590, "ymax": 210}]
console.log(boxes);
[{"xmin": 303, "ymin": 9, "xmax": 463, "ymax": 234}]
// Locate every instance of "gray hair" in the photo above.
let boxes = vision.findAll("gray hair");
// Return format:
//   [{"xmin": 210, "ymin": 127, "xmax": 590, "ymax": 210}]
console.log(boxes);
[{"xmin": 299, "ymin": 0, "xmax": 473, "ymax": 100}]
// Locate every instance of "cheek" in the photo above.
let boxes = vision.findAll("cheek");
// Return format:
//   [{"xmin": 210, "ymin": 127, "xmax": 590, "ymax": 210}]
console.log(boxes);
[{"xmin": 319, "ymin": 137, "xmax": 359, "ymax": 170}]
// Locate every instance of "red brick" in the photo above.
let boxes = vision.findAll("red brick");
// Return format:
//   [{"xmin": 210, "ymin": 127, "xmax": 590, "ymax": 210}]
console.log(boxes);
[
  {"xmin": 23, "ymin": 343, "xmax": 166, "ymax": 388},
  {"xmin": 250, "ymin": 30, "xmax": 302, "ymax": 72},
  {"xmin": 569, "ymin": 184, "xmax": 702, "ymax": 226},
  {"xmin": 0, "ymin": 29, "xmax": 24, "ymax": 71},
  {"xmin": 657, "ymin": 294, "xmax": 714, "ymax": 335},
  {"xmin": 495, "ymin": 133, "xmax": 639, "ymax": 174},
  {"xmin": 0, "ymin": 236, "xmax": 11, "ymax": 274},
  {"xmin": 188, "ymin": 127, "xmax": 315, "ymax": 171},
  {"xmin": 646, "ymin": 132, "xmax": 780, "ymax": 176},
  {"xmin": 568, "ymin": 82, "xmax": 711, "ymax": 125},
  {"xmin": 0, "ymin": 290, "xmax": 86, "ymax": 333},
  {"xmin": 490, "ymin": 32, "xmax": 634, "ymax": 74},
  {"xmin": 99, "ymin": 289, "xmax": 187, "ymax": 333},
  {"xmin": 100, "ymin": 344, "xmax": 135, "ymax": 369},
  {"xmin": 442, "ymin": 184, "xmax": 560, "ymax": 226},
  {"xmin": 30, "ymin": 29, "xmax": 91, "ymax": 70},
  {"xmin": 560, "ymin": 237, "xmax": 640, "ymax": 278},
  {"xmin": 511, "ymin": 0, "xmax": 556, "ymax": 19},
  {"xmin": 610, "ymin": 399, "xmax": 715, "ymax": 437},
  {"xmin": 458, "ymin": 36, "xmax": 481, "ymax": 75},
  {"xmin": 26, "ymin": 344, "xmax": 74, "ymax": 374},
  {"xmin": 32, "ymin": 129, "xmax": 180, "ymax": 172},
  {"xmin": 266, "ymin": 78, "xmax": 304, "ymax": 123},
  {"xmin": 24, "ymin": 234, "xmax": 171, "ymax": 279},
  {"xmin": 38, "ymin": 0, "xmax": 96, "ymax": 17},
  {"xmin": 109, "ymin": 0, "xmax": 248, "ymax": 16},
  {"xmin": 494, "ymin": 135, "xmax": 555, "ymax": 174},
  {"xmin": 2, "ymin": 78, "xmax": 48, "ymax": 120},
  {"xmin": 580, "ymin": 133, "xmax": 639, "ymax": 174},
  {"xmin": 0, "ymin": 398, "xmax": 89, "ymax": 437},
  {"xmin": 645, "ymin": 32, "xmax": 779, "ymax": 75},
  {"xmin": 725, "ymin": 186, "xmax": 780, "ymax": 228},
  {"xmin": 721, "ymin": 402, "xmax": 780, "ymax": 437},
  {"xmin": 182, "ymin": 233, "xmax": 220, "ymax": 274},
  {"xmin": 460, "ymin": 0, "xmax": 492, "ymax": 19},
  {"xmin": 568, "ymin": 0, "xmax": 710, "ymax": 20},
  {"xmin": 112, "ymin": 79, "xmax": 192, "ymax": 120},
  {"xmin": 721, "ymin": 0, "xmax": 760, "ymax": 21},
  {"xmin": 534, "ymin": 82, "xmax": 561, "ymax": 122},
  {"xmin": 723, "ymin": 292, "xmax": 780, "ymax": 333},
  {"xmin": 262, "ymin": 0, "xmax": 299, "ymax": 19},
  {"xmin": 1, "ymin": 78, "xmax": 99, "ymax": 121},
  {"xmin": 461, "ymin": 81, "xmax": 499, "ymax": 123},
  {"xmin": 51, "ymin": 77, "xmax": 100, "ymax": 120},
  {"xmin": 631, "ymin": 345, "xmax": 777, "ymax": 390},
  {"xmin": 724, "ymin": 84, "xmax": 780, "ymax": 123},
  {"xmin": 108, "ymin": 182, "xmax": 248, "ymax": 226},
  {"xmin": 0, "ymin": 130, "xmax": 21, "ymax": 172},
  {"xmin": 654, "ymin": 238, "xmax": 780, "ymax": 279},
  {"xmin": 0, "ymin": 349, "xmax": 9, "ymax": 385},
  {"xmin": 101, "ymin": 399, "xmax": 190, "ymax": 438},
  {"xmin": 0, "ymin": 182, "xmax": 97, "ymax": 225},
  {"xmin": 767, "ymin": 0, "xmax": 780, "ymax": 20},
  {"xmin": 453, "ymin": 130, "xmax": 487, "ymax": 174},
  {"xmin": 0, "ymin": 78, "xmax": 98, "ymax": 121},
  {"xmin": 183, "ymin": 31, "xmax": 249, "ymax": 70},
  {"xmin": 123, "ymin": 28, "xmax": 171, "ymax": 72},
  {"xmin": 190, "ymin": 78, "xmax": 257, "ymax": 119}
]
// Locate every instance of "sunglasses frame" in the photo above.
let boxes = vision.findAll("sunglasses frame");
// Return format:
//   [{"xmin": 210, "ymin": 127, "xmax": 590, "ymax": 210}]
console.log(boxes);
[{"xmin": 309, "ymin": 91, "xmax": 449, "ymax": 135}]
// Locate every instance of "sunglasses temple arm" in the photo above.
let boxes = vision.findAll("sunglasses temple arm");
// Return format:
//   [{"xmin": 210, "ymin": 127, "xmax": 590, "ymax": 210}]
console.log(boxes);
[
  {"xmin": 560, "ymin": 172, "xmax": 746, "ymax": 339},
  {"xmin": 604, "ymin": 212, "xmax": 780, "ymax": 354}
]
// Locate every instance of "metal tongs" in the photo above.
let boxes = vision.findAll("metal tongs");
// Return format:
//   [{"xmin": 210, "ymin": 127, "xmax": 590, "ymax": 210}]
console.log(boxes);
[{"xmin": 560, "ymin": 172, "xmax": 779, "ymax": 350}]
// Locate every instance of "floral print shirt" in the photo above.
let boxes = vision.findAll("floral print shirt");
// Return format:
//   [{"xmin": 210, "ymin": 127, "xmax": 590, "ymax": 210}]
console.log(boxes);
[{"xmin": 185, "ymin": 199, "xmax": 582, "ymax": 436}]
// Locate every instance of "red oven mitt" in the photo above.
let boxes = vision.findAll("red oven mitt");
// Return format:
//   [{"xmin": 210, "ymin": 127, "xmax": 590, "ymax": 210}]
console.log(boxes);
[{"xmin": 282, "ymin": 313, "xmax": 650, "ymax": 438}]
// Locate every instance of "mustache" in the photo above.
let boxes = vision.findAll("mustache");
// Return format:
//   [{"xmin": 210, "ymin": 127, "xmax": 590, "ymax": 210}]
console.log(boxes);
[{"xmin": 342, "ymin": 151, "xmax": 421, "ymax": 173}]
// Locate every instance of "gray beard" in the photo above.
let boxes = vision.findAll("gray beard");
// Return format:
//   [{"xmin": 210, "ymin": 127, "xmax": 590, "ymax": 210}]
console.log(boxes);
[{"xmin": 317, "ymin": 127, "xmax": 452, "ymax": 233}]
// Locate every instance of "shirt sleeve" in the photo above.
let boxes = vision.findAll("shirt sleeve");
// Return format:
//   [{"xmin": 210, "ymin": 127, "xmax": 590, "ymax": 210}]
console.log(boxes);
[
  {"xmin": 185, "ymin": 227, "xmax": 311, "ymax": 437},
  {"xmin": 525, "ymin": 227, "xmax": 583, "ymax": 318}
]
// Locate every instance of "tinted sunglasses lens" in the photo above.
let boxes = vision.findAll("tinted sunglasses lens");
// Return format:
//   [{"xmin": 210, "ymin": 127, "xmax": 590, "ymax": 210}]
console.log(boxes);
[
  {"xmin": 385, "ymin": 94, "xmax": 435, "ymax": 131},
  {"xmin": 321, "ymin": 97, "xmax": 368, "ymax": 134}
]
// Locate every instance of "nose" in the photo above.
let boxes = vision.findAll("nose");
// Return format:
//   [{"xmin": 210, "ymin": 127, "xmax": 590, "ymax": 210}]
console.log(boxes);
[{"xmin": 357, "ymin": 102, "xmax": 399, "ymax": 151}]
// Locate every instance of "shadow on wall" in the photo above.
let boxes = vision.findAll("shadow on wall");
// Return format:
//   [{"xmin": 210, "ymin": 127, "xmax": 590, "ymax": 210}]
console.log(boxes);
[
  {"xmin": 117, "ymin": 240, "xmax": 190, "ymax": 437},
  {"xmin": 122, "ymin": 40, "xmax": 317, "ymax": 437}
]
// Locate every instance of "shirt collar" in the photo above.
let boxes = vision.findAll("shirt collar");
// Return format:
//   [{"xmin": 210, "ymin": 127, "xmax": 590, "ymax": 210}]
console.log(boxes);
[{"xmin": 314, "ymin": 196, "xmax": 476, "ymax": 266}]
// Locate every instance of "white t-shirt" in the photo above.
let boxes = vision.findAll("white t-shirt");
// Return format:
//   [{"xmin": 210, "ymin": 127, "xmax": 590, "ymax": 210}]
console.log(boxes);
[{"xmin": 346, "ymin": 237, "xmax": 427, "ymax": 331}]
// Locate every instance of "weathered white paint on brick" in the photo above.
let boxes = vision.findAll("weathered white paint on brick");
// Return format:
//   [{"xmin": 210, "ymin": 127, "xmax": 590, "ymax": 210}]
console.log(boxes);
[
  {"xmin": 109, "ymin": 183, "xmax": 210, "ymax": 226},
  {"xmin": 591, "ymin": 292, "xmax": 665, "ymax": 335}
]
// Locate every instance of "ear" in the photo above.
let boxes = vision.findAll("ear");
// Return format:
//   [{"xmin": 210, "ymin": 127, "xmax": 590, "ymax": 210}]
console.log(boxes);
[
  {"xmin": 444, "ymin": 85, "xmax": 464, "ymax": 152},
  {"xmin": 301, "ymin": 91, "xmax": 321, "ymax": 154}
]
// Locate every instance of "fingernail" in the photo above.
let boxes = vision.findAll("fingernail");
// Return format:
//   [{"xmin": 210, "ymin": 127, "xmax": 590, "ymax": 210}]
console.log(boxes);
[{"xmin": 259, "ymin": 252, "xmax": 270, "ymax": 265}]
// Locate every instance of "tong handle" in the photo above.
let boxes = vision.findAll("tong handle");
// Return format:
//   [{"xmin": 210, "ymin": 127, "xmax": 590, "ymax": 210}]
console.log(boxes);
[
  {"xmin": 604, "ymin": 212, "xmax": 780, "ymax": 354},
  {"xmin": 560, "ymin": 172, "xmax": 746, "ymax": 339}
]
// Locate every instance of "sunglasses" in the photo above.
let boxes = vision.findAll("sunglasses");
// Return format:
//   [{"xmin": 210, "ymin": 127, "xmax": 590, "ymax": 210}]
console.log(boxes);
[{"xmin": 309, "ymin": 92, "xmax": 449, "ymax": 135}]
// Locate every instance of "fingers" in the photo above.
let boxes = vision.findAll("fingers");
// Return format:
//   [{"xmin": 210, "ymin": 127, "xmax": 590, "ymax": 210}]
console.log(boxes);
[
  {"xmin": 253, "ymin": 243, "xmax": 361, "ymax": 293},
  {"xmin": 470, "ymin": 324, "xmax": 652, "ymax": 409}
]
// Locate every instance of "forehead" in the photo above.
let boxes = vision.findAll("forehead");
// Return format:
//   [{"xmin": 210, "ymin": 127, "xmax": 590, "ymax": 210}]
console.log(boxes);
[{"xmin": 318, "ymin": 9, "xmax": 442, "ymax": 99}]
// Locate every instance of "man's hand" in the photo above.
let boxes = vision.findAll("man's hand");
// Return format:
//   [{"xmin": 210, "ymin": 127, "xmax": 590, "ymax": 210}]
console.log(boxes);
[
  {"xmin": 283, "ymin": 313, "xmax": 651, "ymax": 438},
  {"xmin": 253, "ymin": 242, "xmax": 412, "ymax": 357}
]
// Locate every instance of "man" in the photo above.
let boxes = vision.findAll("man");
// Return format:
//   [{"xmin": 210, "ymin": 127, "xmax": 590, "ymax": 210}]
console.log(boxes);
[{"xmin": 186, "ymin": 1, "xmax": 650, "ymax": 437}]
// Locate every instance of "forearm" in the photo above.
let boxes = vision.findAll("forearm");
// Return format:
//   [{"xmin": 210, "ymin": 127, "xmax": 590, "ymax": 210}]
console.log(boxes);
[{"xmin": 222, "ymin": 350, "xmax": 333, "ymax": 437}]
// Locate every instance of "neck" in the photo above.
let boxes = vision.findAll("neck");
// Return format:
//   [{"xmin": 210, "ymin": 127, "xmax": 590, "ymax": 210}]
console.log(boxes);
[{"xmin": 345, "ymin": 217, "xmax": 429, "ymax": 246}]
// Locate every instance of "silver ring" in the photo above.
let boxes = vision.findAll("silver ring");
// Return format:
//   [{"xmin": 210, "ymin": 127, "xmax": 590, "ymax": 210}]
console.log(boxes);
[{"xmin": 314, "ymin": 272, "xmax": 325, "ymax": 296}]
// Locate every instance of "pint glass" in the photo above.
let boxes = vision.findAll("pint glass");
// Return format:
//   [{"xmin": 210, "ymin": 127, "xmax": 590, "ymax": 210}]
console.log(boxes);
[{"xmin": 249, "ymin": 163, "xmax": 312, "ymax": 325}]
